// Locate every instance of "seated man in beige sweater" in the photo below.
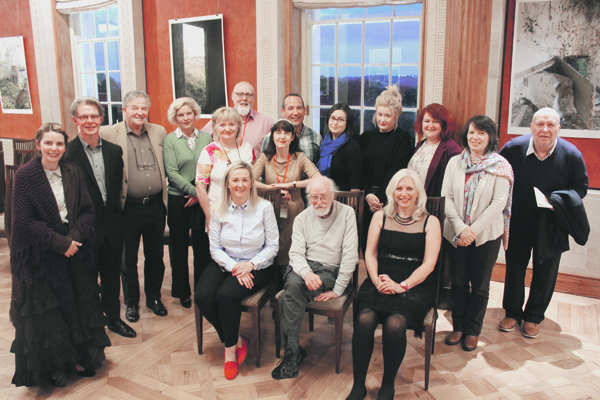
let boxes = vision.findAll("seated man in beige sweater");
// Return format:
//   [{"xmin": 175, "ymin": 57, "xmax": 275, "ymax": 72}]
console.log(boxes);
[{"xmin": 272, "ymin": 176, "xmax": 359, "ymax": 380}]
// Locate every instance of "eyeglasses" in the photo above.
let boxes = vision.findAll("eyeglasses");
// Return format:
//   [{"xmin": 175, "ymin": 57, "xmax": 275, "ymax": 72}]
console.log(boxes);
[
  {"xmin": 329, "ymin": 117, "xmax": 346, "ymax": 124},
  {"xmin": 233, "ymin": 92, "xmax": 255, "ymax": 99},
  {"xmin": 309, "ymin": 194, "xmax": 330, "ymax": 202},
  {"xmin": 76, "ymin": 115, "xmax": 102, "ymax": 122}
]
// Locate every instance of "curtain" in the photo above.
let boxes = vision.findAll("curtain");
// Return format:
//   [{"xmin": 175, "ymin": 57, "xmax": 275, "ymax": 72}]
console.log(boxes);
[
  {"xmin": 292, "ymin": 0, "xmax": 420, "ymax": 9},
  {"xmin": 56, "ymin": 0, "xmax": 117, "ymax": 14}
]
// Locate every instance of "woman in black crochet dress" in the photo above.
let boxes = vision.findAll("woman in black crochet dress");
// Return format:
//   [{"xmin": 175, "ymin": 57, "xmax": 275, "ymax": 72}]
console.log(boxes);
[
  {"xmin": 10, "ymin": 123, "xmax": 110, "ymax": 387},
  {"xmin": 346, "ymin": 169, "xmax": 441, "ymax": 400}
]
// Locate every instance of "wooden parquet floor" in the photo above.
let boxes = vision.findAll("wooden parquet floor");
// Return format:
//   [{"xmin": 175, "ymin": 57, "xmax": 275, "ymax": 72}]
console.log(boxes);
[{"xmin": 0, "ymin": 239, "xmax": 599, "ymax": 399}]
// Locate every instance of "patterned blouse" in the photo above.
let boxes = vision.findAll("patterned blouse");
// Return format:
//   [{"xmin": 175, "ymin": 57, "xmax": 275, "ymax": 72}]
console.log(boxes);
[
  {"xmin": 408, "ymin": 140, "xmax": 439, "ymax": 185},
  {"xmin": 45, "ymin": 168, "xmax": 68, "ymax": 223},
  {"xmin": 196, "ymin": 141, "xmax": 255, "ymax": 205}
]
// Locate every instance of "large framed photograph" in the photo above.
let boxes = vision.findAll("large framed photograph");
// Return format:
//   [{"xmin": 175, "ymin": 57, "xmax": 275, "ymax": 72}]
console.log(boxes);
[
  {"xmin": 0, "ymin": 36, "xmax": 33, "ymax": 114},
  {"xmin": 169, "ymin": 15, "xmax": 227, "ymax": 118},
  {"xmin": 502, "ymin": 0, "xmax": 600, "ymax": 138}
]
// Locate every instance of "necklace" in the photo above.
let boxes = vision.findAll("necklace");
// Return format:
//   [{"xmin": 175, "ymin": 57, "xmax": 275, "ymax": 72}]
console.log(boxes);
[
  {"xmin": 394, "ymin": 213, "xmax": 414, "ymax": 225},
  {"xmin": 274, "ymin": 153, "xmax": 290, "ymax": 183},
  {"xmin": 218, "ymin": 139, "xmax": 241, "ymax": 166}
]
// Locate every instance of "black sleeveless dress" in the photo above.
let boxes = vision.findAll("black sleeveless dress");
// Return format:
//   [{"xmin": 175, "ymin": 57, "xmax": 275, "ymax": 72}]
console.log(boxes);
[{"xmin": 356, "ymin": 214, "xmax": 436, "ymax": 336}]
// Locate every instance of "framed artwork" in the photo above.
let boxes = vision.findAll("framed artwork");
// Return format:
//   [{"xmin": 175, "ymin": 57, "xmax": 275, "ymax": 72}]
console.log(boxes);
[
  {"xmin": 0, "ymin": 36, "xmax": 33, "ymax": 114},
  {"xmin": 169, "ymin": 15, "xmax": 228, "ymax": 118},
  {"xmin": 501, "ymin": 0, "xmax": 600, "ymax": 138}
]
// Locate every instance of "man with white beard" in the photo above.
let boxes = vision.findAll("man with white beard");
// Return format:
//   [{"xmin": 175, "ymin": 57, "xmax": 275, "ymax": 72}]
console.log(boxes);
[
  {"xmin": 272, "ymin": 176, "xmax": 359, "ymax": 380},
  {"xmin": 201, "ymin": 81, "xmax": 274, "ymax": 159}
]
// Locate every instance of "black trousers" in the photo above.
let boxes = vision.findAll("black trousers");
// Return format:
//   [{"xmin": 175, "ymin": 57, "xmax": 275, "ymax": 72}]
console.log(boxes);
[
  {"xmin": 167, "ymin": 194, "xmax": 210, "ymax": 299},
  {"xmin": 122, "ymin": 197, "xmax": 166, "ymax": 306},
  {"xmin": 503, "ymin": 236, "xmax": 561, "ymax": 324},
  {"xmin": 194, "ymin": 260, "xmax": 273, "ymax": 347},
  {"xmin": 448, "ymin": 237, "xmax": 501, "ymax": 336},
  {"xmin": 94, "ymin": 234, "xmax": 124, "ymax": 320}
]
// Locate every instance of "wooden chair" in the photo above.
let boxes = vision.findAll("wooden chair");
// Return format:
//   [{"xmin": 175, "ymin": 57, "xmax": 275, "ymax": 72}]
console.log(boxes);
[
  {"xmin": 273, "ymin": 190, "xmax": 364, "ymax": 373},
  {"xmin": 419, "ymin": 196, "xmax": 446, "ymax": 390},
  {"xmin": 2, "ymin": 165, "xmax": 20, "ymax": 245},
  {"xmin": 194, "ymin": 188, "xmax": 281, "ymax": 368},
  {"xmin": 12, "ymin": 138, "xmax": 37, "ymax": 166}
]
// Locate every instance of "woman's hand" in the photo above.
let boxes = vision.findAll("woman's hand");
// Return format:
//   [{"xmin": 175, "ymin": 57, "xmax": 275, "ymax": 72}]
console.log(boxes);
[
  {"xmin": 458, "ymin": 226, "xmax": 476, "ymax": 246},
  {"xmin": 232, "ymin": 262, "xmax": 255, "ymax": 288},
  {"xmin": 65, "ymin": 240, "xmax": 82, "ymax": 257},
  {"xmin": 270, "ymin": 182, "xmax": 293, "ymax": 190},
  {"xmin": 280, "ymin": 189, "xmax": 292, "ymax": 202},
  {"xmin": 377, "ymin": 274, "xmax": 398, "ymax": 295},
  {"xmin": 366, "ymin": 194, "xmax": 383, "ymax": 213},
  {"xmin": 184, "ymin": 195, "xmax": 199, "ymax": 207}
]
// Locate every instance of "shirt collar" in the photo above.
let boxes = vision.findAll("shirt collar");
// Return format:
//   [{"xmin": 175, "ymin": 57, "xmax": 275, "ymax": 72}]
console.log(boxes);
[
  {"xmin": 124, "ymin": 120, "xmax": 148, "ymax": 136},
  {"xmin": 78, "ymin": 134, "xmax": 102, "ymax": 150},
  {"xmin": 229, "ymin": 198, "xmax": 251, "ymax": 210},
  {"xmin": 44, "ymin": 166, "xmax": 62, "ymax": 178},
  {"xmin": 526, "ymin": 136, "xmax": 557, "ymax": 160},
  {"xmin": 175, "ymin": 127, "xmax": 198, "ymax": 140}
]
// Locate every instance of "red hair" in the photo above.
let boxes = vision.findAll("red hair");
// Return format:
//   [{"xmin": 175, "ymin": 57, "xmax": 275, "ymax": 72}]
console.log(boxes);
[{"xmin": 414, "ymin": 103, "xmax": 456, "ymax": 142}]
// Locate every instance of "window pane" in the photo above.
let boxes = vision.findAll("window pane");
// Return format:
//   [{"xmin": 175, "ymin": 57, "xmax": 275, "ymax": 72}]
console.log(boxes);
[
  {"xmin": 79, "ymin": 43, "xmax": 92, "ymax": 72},
  {"xmin": 338, "ymin": 66, "xmax": 362, "ymax": 106},
  {"xmin": 111, "ymin": 104, "xmax": 123, "ymax": 125},
  {"xmin": 364, "ymin": 65, "xmax": 389, "ymax": 107},
  {"xmin": 312, "ymin": 66, "xmax": 335, "ymax": 106},
  {"xmin": 314, "ymin": 107, "xmax": 329, "ymax": 137},
  {"xmin": 350, "ymin": 108, "xmax": 361, "ymax": 136},
  {"xmin": 94, "ymin": 10, "xmax": 107, "ymax": 39},
  {"xmin": 312, "ymin": 25, "xmax": 335, "ymax": 64},
  {"xmin": 309, "ymin": 9, "xmax": 339, "ymax": 21},
  {"xmin": 367, "ymin": 6, "xmax": 393, "ymax": 18},
  {"xmin": 365, "ymin": 22, "xmax": 390, "ymax": 64},
  {"xmin": 80, "ymin": 12, "xmax": 94, "ymax": 39},
  {"xmin": 392, "ymin": 20, "xmax": 420, "ymax": 64},
  {"xmin": 101, "ymin": 104, "xmax": 109, "ymax": 126},
  {"xmin": 97, "ymin": 73, "xmax": 107, "ymax": 102},
  {"xmin": 108, "ymin": 7, "xmax": 119, "ymax": 37},
  {"xmin": 107, "ymin": 41, "xmax": 120, "ymax": 70},
  {"xmin": 364, "ymin": 109, "xmax": 376, "ymax": 132},
  {"xmin": 395, "ymin": 4, "xmax": 423, "ymax": 17},
  {"xmin": 338, "ymin": 23, "xmax": 362, "ymax": 64},
  {"xmin": 392, "ymin": 66, "xmax": 418, "ymax": 108},
  {"xmin": 94, "ymin": 42, "xmax": 106, "ymax": 72},
  {"xmin": 109, "ymin": 72, "xmax": 121, "ymax": 102},
  {"xmin": 398, "ymin": 111, "xmax": 417, "ymax": 145},
  {"xmin": 340, "ymin": 7, "xmax": 365, "ymax": 19},
  {"xmin": 81, "ymin": 73, "xmax": 95, "ymax": 96}
]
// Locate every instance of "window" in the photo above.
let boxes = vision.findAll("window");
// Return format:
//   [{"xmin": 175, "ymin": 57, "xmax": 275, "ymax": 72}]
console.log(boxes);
[
  {"xmin": 71, "ymin": 6, "xmax": 122, "ymax": 125},
  {"xmin": 308, "ymin": 4, "xmax": 422, "ymax": 137}
]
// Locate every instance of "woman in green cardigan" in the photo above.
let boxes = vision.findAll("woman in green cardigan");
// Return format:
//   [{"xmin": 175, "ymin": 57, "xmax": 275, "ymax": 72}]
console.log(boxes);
[{"xmin": 164, "ymin": 97, "xmax": 212, "ymax": 308}]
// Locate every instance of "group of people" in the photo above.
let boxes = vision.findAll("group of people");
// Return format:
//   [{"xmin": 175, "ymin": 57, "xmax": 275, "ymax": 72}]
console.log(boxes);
[{"xmin": 9, "ymin": 77, "xmax": 588, "ymax": 399}]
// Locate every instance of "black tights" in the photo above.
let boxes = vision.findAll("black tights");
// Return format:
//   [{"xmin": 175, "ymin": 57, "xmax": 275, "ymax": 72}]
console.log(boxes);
[{"xmin": 346, "ymin": 310, "xmax": 408, "ymax": 400}]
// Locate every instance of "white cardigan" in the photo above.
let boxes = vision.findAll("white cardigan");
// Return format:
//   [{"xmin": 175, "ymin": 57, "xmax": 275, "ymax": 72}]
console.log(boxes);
[{"xmin": 441, "ymin": 155, "xmax": 510, "ymax": 247}]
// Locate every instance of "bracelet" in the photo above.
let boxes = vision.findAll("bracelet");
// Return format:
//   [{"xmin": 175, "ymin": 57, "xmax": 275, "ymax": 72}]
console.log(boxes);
[{"xmin": 400, "ymin": 281, "xmax": 409, "ymax": 292}]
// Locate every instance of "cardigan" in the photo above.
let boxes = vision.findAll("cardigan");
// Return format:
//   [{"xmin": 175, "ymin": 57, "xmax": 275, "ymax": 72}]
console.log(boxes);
[
  {"xmin": 441, "ymin": 155, "xmax": 511, "ymax": 247},
  {"xmin": 412, "ymin": 137, "xmax": 462, "ymax": 196},
  {"xmin": 163, "ymin": 129, "xmax": 211, "ymax": 196}
]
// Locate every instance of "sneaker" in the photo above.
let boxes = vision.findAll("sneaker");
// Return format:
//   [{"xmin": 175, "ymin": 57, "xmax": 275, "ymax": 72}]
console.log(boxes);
[
  {"xmin": 271, "ymin": 346, "xmax": 307, "ymax": 380},
  {"xmin": 521, "ymin": 321, "xmax": 540, "ymax": 338}
]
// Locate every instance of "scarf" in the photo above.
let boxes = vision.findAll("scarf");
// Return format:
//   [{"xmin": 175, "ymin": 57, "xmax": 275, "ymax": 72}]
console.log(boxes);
[
  {"xmin": 317, "ymin": 132, "xmax": 352, "ymax": 177},
  {"xmin": 459, "ymin": 150, "xmax": 514, "ymax": 250}
]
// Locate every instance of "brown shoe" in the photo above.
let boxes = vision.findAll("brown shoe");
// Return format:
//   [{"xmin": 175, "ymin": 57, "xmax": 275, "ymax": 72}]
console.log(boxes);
[
  {"xmin": 499, "ymin": 317, "xmax": 518, "ymax": 332},
  {"xmin": 521, "ymin": 321, "xmax": 540, "ymax": 338},
  {"xmin": 445, "ymin": 331, "xmax": 463, "ymax": 346},
  {"xmin": 461, "ymin": 335, "xmax": 479, "ymax": 351}
]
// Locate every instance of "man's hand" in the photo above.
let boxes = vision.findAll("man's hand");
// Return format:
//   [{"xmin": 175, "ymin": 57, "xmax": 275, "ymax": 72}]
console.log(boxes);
[
  {"xmin": 304, "ymin": 271, "xmax": 323, "ymax": 291},
  {"xmin": 314, "ymin": 291, "xmax": 340, "ymax": 302}
]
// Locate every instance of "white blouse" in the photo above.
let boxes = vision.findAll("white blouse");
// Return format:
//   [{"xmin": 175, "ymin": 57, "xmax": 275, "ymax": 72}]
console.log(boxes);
[
  {"xmin": 408, "ymin": 140, "xmax": 439, "ymax": 185},
  {"xmin": 45, "ymin": 168, "xmax": 68, "ymax": 223}
]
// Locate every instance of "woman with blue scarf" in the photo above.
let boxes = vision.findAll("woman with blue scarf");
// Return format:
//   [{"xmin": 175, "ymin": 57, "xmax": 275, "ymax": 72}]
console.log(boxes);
[
  {"xmin": 317, "ymin": 103, "xmax": 363, "ymax": 191},
  {"xmin": 441, "ymin": 115, "xmax": 514, "ymax": 352}
]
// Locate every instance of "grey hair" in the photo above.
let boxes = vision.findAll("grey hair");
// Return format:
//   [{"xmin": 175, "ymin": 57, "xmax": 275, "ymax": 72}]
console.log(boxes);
[
  {"xmin": 305, "ymin": 176, "xmax": 338, "ymax": 203},
  {"xmin": 167, "ymin": 97, "xmax": 201, "ymax": 124},
  {"xmin": 383, "ymin": 169, "xmax": 427, "ymax": 220},
  {"xmin": 70, "ymin": 96, "xmax": 105, "ymax": 119},
  {"xmin": 122, "ymin": 90, "xmax": 151, "ymax": 108},
  {"xmin": 213, "ymin": 161, "xmax": 259, "ymax": 219},
  {"xmin": 211, "ymin": 107, "xmax": 243, "ymax": 143}
]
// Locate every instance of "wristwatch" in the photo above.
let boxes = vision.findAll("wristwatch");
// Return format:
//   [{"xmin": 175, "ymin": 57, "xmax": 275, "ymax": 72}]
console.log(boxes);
[{"xmin": 400, "ymin": 281, "xmax": 409, "ymax": 292}]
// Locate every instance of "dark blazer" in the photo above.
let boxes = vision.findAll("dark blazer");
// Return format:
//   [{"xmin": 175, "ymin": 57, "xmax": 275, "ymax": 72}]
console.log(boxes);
[
  {"xmin": 414, "ymin": 137, "xmax": 462, "ymax": 197},
  {"xmin": 64, "ymin": 136, "xmax": 124, "ymax": 249}
]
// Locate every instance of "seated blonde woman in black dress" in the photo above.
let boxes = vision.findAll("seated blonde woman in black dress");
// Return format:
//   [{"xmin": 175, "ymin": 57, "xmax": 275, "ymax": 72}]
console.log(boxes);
[{"xmin": 346, "ymin": 169, "xmax": 441, "ymax": 400}]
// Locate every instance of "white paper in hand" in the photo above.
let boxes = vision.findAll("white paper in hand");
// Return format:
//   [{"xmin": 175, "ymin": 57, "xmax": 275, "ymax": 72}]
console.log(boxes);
[{"xmin": 534, "ymin": 187, "xmax": 553, "ymax": 209}]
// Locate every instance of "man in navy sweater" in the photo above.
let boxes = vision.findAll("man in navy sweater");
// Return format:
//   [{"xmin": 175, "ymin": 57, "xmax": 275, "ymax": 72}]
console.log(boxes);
[{"xmin": 498, "ymin": 107, "xmax": 588, "ymax": 338}]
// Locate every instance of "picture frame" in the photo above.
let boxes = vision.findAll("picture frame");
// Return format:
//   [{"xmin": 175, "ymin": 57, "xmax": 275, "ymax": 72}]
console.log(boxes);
[{"xmin": 0, "ymin": 36, "xmax": 33, "ymax": 114}]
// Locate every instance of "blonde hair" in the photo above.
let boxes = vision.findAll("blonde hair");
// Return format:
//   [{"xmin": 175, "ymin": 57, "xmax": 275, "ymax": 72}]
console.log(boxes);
[
  {"xmin": 213, "ymin": 161, "xmax": 260, "ymax": 218},
  {"xmin": 383, "ymin": 169, "xmax": 427, "ymax": 220},
  {"xmin": 167, "ymin": 97, "xmax": 201, "ymax": 124},
  {"xmin": 372, "ymin": 85, "xmax": 403, "ymax": 128},
  {"xmin": 211, "ymin": 107, "xmax": 243, "ymax": 143}
]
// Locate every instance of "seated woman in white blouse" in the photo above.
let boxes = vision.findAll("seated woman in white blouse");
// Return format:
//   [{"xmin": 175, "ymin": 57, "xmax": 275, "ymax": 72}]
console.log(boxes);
[{"xmin": 194, "ymin": 161, "xmax": 279, "ymax": 381}]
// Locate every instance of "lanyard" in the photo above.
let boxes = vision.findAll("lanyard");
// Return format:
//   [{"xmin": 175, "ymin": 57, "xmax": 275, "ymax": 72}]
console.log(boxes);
[
  {"xmin": 240, "ymin": 114, "xmax": 250, "ymax": 143},
  {"xmin": 274, "ymin": 154, "xmax": 290, "ymax": 183},
  {"xmin": 218, "ymin": 140, "xmax": 241, "ymax": 165}
]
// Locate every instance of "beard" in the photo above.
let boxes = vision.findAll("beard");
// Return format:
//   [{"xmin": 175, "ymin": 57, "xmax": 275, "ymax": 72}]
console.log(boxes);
[
  {"xmin": 236, "ymin": 104, "xmax": 251, "ymax": 117},
  {"xmin": 314, "ymin": 203, "xmax": 332, "ymax": 217}
]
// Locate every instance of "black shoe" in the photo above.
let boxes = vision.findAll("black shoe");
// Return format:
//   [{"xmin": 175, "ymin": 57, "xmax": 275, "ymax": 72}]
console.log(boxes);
[
  {"xmin": 51, "ymin": 371, "xmax": 68, "ymax": 387},
  {"xmin": 76, "ymin": 368, "xmax": 96, "ymax": 378},
  {"xmin": 146, "ymin": 299, "xmax": 168, "ymax": 316},
  {"xmin": 107, "ymin": 318, "xmax": 137, "ymax": 338},
  {"xmin": 271, "ymin": 346, "xmax": 307, "ymax": 380},
  {"xmin": 125, "ymin": 305, "xmax": 139, "ymax": 323},
  {"xmin": 180, "ymin": 297, "xmax": 192, "ymax": 308}
]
